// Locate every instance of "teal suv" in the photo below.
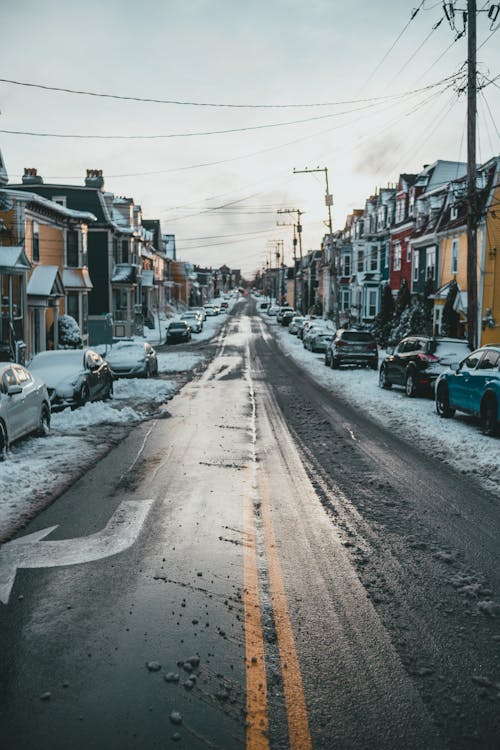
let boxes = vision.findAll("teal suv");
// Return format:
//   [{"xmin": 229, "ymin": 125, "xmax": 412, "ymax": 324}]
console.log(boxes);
[{"xmin": 435, "ymin": 345, "xmax": 500, "ymax": 436}]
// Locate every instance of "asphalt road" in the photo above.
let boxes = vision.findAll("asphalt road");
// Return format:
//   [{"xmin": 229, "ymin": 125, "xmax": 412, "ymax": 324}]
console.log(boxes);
[{"xmin": 1, "ymin": 300, "xmax": 499, "ymax": 749}]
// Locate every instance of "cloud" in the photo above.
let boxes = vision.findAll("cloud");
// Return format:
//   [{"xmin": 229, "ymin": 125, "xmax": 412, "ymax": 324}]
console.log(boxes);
[{"xmin": 354, "ymin": 135, "xmax": 402, "ymax": 177}]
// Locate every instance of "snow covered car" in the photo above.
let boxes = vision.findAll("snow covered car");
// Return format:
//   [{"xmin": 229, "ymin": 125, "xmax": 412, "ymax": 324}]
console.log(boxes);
[
  {"xmin": 435, "ymin": 344, "xmax": 500, "ymax": 436},
  {"xmin": 288, "ymin": 316, "xmax": 305, "ymax": 335},
  {"xmin": 203, "ymin": 305, "xmax": 218, "ymax": 317},
  {"xmin": 28, "ymin": 349, "xmax": 113, "ymax": 410},
  {"xmin": 0, "ymin": 363, "xmax": 51, "ymax": 459},
  {"xmin": 102, "ymin": 341, "xmax": 158, "ymax": 378},
  {"xmin": 180, "ymin": 312, "xmax": 203, "ymax": 333},
  {"xmin": 189, "ymin": 306, "xmax": 207, "ymax": 322},
  {"xmin": 325, "ymin": 329, "xmax": 378, "ymax": 369},
  {"xmin": 303, "ymin": 324, "xmax": 333, "ymax": 352}
]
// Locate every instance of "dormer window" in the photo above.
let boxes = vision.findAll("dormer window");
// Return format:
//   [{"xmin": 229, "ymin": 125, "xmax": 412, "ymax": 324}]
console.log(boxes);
[{"xmin": 451, "ymin": 205, "xmax": 458, "ymax": 220}]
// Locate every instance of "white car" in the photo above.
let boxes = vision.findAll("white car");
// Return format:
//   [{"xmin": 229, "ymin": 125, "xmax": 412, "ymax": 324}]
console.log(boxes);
[
  {"xmin": 0, "ymin": 362, "xmax": 51, "ymax": 459},
  {"xmin": 180, "ymin": 312, "xmax": 203, "ymax": 333}
]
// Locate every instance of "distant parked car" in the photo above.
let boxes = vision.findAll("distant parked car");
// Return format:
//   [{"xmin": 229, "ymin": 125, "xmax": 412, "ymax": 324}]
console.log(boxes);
[
  {"xmin": 267, "ymin": 305, "xmax": 280, "ymax": 317},
  {"xmin": 0, "ymin": 363, "xmax": 51, "ymax": 459},
  {"xmin": 180, "ymin": 312, "xmax": 203, "ymax": 333},
  {"xmin": 379, "ymin": 336, "xmax": 470, "ymax": 396},
  {"xmin": 204, "ymin": 304, "xmax": 218, "ymax": 317},
  {"xmin": 166, "ymin": 320, "xmax": 192, "ymax": 344},
  {"xmin": 325, "ymin": 329, "xmax": 378, "ymax": 369},
  {"xmin": 190, "ymin": 306, "xmax": 207, "ymax": 321},
  {"xmin": 436, "ymin": 344, "xmax": 500, "ymax": 435},
  {"xmin": 299, "ymin": 317, "xmax": 318, "ymax": 341},
  {"xmin": 288, "ymin": 316, "xmax": 305, "ymax": 335},
  {"xmin": 28, "ymin": 349, "xmax": 113, "ymax": 410},
  {"xmin": 304, "ymin": 326, "xmax": 334, "ymax": 353},
  {"xmin": 259, "ymin": 301, "xmax": 270, "ymax": 310},
  {"xmin": 102, "ymin": 341, "xmax": 158, "ymax": 378},
  {"xmin": 277, "ymin": 307, "xmax": 294, "ymax": 324}
]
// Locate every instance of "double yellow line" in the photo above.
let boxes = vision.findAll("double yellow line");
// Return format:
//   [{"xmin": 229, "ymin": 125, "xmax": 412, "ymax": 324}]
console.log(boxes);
[{"xmin": 243, "ymin": 467, "xmax": 313, "ymax": 750}]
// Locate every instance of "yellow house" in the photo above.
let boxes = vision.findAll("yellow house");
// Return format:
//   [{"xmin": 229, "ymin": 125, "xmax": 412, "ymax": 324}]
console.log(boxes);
[
  {"xmin": 479, "ymin": 159, "xmax": 500, "ymax": 345},
  {"xmin": 0, "ymin": 185, "xmax": 95, "ymax": 358}
]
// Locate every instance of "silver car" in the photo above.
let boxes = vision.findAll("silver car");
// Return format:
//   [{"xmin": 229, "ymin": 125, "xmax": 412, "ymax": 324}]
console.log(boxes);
[
  {"xmin": 0, "ymin": 362, "xmax": 51, "ymax": 459},
  {"xmin": 101, "ymin": 341, "xmax": 158, "ymax": 378},
  {"xmin": 180, "ymin": 312, "xmax": 203, "ymax": 333}
]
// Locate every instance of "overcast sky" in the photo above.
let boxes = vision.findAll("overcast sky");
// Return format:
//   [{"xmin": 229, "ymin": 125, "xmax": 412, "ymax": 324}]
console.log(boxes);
[{"xmin": 1, "ymin": 0, "xmax": 499, "ymax": 277}]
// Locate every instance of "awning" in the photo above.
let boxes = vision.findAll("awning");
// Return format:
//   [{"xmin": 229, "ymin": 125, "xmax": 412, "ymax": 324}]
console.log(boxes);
[
  {"xmin": 111, "ymin": 263, "xmax": 138, "ymax": 284},
  {"xmin": 63, "ymin": 267, "xmax": 93, "ymax": 290},
  {"xmin": 0, "ymin": 246, "xmax": 31, "ymax": 273},
  {"xmin": 141, "ymin": 270, "xmax": 154, "ymax": 287},
  {"xmin": 27, "ymin": 265, "xmax": 65, "ymax": 297}
]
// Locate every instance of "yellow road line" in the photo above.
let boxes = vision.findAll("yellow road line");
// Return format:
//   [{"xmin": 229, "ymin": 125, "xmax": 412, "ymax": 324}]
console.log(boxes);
[
  {"xmin": 258, "ymin": 468, "xmax": 313, "ymax": 750},
  {"xmin": 243, "ymin": 469, "xmax": 270, "ymax": 750}
]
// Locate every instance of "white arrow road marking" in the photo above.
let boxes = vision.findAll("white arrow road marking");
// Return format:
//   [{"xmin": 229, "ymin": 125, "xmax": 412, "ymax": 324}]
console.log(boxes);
[{"xmin": 0, "ymin": 499, "xmax": 154, "ymax": 605}]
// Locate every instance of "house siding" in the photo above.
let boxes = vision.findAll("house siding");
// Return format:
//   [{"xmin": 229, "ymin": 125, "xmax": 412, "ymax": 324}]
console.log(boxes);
[{"xmin": 88, "ymin": 231, "xmax": 110, "ymax": 314}]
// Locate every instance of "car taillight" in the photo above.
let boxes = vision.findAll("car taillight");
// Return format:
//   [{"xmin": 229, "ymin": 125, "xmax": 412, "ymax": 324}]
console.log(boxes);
[
  {"xmin": 417, "ymin": 352, "xmax": 438, "ymax": 363},
  {"xmin": 336, "ymin": 340, "xmax": 348, "ymax": 347},
  {"xmin": 369, "ymin": 342, "xmax": 378, "ymax": 350}
]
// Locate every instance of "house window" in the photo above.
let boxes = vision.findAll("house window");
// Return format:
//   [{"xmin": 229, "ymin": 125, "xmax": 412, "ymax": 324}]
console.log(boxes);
[
  {"xmin": 67, "ymin": 229, "xmax": 79, "ymax": 267},
  {"xmin": 396, "ymin": 199, "xmax": 404, "ymax": 223},
  {"xmin": 82, "ymin": 294, "xmax": 88, "ymax": 334},
  {"xmin": 366, "ymin": 289, "xmax": 378, "ymax": 318},
  {"xmin": 426, "ymin": 246, "xmax": 436, "ymax": 280},
  {"xmin": 341, "ymin": 289, "xmax": 351, "ymax": 310},
  {"xmin": 121, "ymin": 239, "xmax": 129, "ymax": 263},
  {"xmin": 413, "ymin": 250, "xmax": 420, "ymax": 283},
  {"xmin": 357, "ymin": 249, "xmax": 364, "ymax": 272},
  {"xmin": 451, "ymin": 239, "xmax": 459, "ymax": 275},
  {"xmin": 406, "ymin": 241, "xmax": 412, "ymax": 262},
  {"xmin": 393, "ymin": 243, "xmax": 401, "ymax": 271},
  {"xmin": 370, "ymin": 246, "xmax": 378, "ymax": 271},
  {"xmin": 451, "ymin": 205, "xmax": 458, "ymax": 220},
  {"xmin": 409, "ymin": 191, "xmax": 415, "ymax": 217},
  {"xmin": 82, "ymin": 231, "xmax": 88, "ymax": 267},
  {"xmin": 32, "ymin": 221, "xmax": 40, "ymax": 262},
  {"xmin": 52, "ymin": 196, "xmax": 67, "ymax": 208},
  {"xmin": 384, "ymin": 243, "xmax": 390, "ymax": 269},
  {"xmin": 342, "ymin": 254, "xmax": 351, "ymax": 276},
  {"xmin": 112, "ymin": 237, "xmax": 120, "ymax": 265},
  {"xmin": 67, "ymin": 291, "xmax": 79, "ymax": 322}
]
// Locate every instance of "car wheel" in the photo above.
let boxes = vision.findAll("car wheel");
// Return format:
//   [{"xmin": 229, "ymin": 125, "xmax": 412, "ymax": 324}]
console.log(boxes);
[
  {"xmin": 145, "ymin": 364, "xmax": 151, "ymax": 379},
  {"xmin": 324, "ymin": 353, "xmax": 330, "ymax": 366},
  {"xmin": 0, "ymin": 421, "xmax": 8, "ymax": 461},
  {"xmin": 79, "ymin": 383, "xmax": 90, "ymax": 406},
  {"xmin": 331, "ymin": 357, "xmax": 340, "ymax": 369},
  {"xmin": 379, "ymin": 366, "xmax": 392, "ymax": 389},
  {"xmin": 405, "ymin": 371, "xmax": 418, "ymax": 397},
  {"xmin": 369, "ymin": 361, "xmax": 378, "ymax": 371},
  {"xmin": 480, "ymin": 396, "xmax": 499, "ymax": 436},
  {"xmin": 36, "ymin": 403, "xmax": 51, "ymax": 437},
  {"xmin": 436, "ymin": 383, "xmax": 455, "ymax": 418}
]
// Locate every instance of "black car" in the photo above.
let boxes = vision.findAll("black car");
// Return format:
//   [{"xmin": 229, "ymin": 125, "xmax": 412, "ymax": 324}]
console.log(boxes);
[
  {"xmin": 166, "ymin": 321, "xmax": 192, "ymax": 344},
  {"xmin": 325, "ymin": 329, "xmax": 378, "ymax": 369},
  {"xmin": 379, "ymin": 336, "xmax": 470, "ymax": 397},
  {"xmin": 281, "ymin": 310, "xmax": 296, "ymax": 327}
]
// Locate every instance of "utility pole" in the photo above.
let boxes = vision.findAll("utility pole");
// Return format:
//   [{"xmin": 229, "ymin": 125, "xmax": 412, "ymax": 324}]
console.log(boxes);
[
  {"xmin": 466, "ymin": 0, "xmax": 478, "ymax": 350},
  {"xmin": 278, "ymin": 207, "xmax": 304, "ymax": 311},
  {"xmin": 293, "ymin": 167, "xmax": 338, "ymax": 326}
]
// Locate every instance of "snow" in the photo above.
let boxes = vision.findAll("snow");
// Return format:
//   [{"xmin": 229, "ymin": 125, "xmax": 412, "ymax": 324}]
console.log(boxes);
[
  {"xmin": 263, "ymin": 314, "xmax": 500, "ymax": 498},
  {"xmin": 0, "ymin": 301, "xmax": 233, "ymax": 542}
]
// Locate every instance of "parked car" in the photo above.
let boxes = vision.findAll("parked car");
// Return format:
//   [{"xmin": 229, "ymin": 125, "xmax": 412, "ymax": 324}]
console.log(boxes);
[
  {"xmin": 325, "ymin": 329, "xmax": 378, "ymax": 369},
  {"xmin": 28, "ymin": 349, "xmax": 113, "ymax": 410},
  {"xmin": 304, "ymin": 326, "xmax": 334, "ymax": 353},
  {"xmin": 435, "ymin": 344, "xmax": 500, "ymax": 435},
  {"xmin": 0, "ymin": 363, "xmax": 51, "ymax": 459},
  {"xmin": 219, "ymin": 301, "xmax": 229, "ymax": 311},
  {"xmin": 267, "ymin": 305, "xmax": 280, "ymax": 317},
  {"xmin": 299, "ymin": 317, "xmax": 318, "ymax": 341},
  {"xmin": 288, "ymin": 316, "xmax": 305, "ymax": 335},
  {"xmin": 190, "ymin": 306, "xmax": 207, "ymax": 321},
  {"xmin": 280, "ymin": 310, "xmax": 296, "ymax": 327},
  {"xmin": 379, "ymin": 336, "xmax": 470, "ymax": 396},
  {"xmin": 204, "ymin": 304, "xmax": 218, "ymax": 317},
  {"xmin": 166, "ymin": 320, "xmax": 192, "ymax": 344},
  {"xmin": 259, "ymin": 301, "xmax": 270, "ymax": 310},
  {"xmin": 180, "ymin": 311, "xmax": 203, "ymax": 333},
  {"xmin": 102, "ymin": 341, "xmax": 158, "ymax": 378},
  {"xmin": 277, "ymin": 307, "xmax": 294, "ymax": 324}
]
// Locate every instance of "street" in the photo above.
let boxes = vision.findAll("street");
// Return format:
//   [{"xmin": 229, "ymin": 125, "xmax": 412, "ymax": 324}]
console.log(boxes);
[{"xmin": 1, "ymin": 299, "xmax": 499, "ymax": 750}]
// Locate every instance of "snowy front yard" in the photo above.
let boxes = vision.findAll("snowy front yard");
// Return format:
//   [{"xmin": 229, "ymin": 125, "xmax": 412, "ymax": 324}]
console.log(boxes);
[{"xmin": 264, "ymin": 315, "xmax": 500, "ymax": 499}]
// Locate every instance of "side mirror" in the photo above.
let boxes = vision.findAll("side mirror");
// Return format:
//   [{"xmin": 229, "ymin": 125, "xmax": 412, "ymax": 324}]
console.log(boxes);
[
  {"xmin": 386, "ymin": 346, "xmax": 394, "ymax": 355},
  {"xmin": 7, "ymin": 384, "xmax": 22, "ymax": 396},
  {"xmin": 449, "ymin": 362, "xmax": 460, "ymax": 372}
]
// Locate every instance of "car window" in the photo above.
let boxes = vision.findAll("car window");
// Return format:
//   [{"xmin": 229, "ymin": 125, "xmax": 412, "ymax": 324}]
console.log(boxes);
[
  {"xmin": 461, "ymin": 351, "xmax": 483, "ymax": 371},
  {"xmin": 341, "ymin": 331, "xmax": 374, "ymax": 342},
  {"xmin": 477, "ymin": 350, "xmax": 500, "ymax": 370}
]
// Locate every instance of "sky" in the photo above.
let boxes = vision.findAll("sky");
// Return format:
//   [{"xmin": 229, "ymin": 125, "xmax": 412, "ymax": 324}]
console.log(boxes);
[{"xmin": 1, "ymin": 0, "xmax": 499, "ymax": 278}]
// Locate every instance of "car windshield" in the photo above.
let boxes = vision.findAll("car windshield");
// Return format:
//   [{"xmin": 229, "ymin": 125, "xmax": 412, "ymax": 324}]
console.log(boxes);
[
  {"xmin": 170, "ymin": 322, "xmax": 187, "ymax": 330},
  {"xmin": 30, "ymin": 351, "xmax": 84, "ymax": 369},
  {"xmin": 433, "ymin": 340, "xmax": 470, "ymax": 363},
  {"xmin": 341, "ymin": 331, "xmax": 374, "ymax": 342}
]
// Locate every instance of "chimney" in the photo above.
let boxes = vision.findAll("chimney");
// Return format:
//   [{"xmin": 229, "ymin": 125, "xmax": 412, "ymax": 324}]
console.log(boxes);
[
  {"xmin": 85, "ymin": 169, "xmax": 104, "ymax": 189},
  {"xmin": 22, "ymin": 167, "xmax": 43, "ymax": 185}
]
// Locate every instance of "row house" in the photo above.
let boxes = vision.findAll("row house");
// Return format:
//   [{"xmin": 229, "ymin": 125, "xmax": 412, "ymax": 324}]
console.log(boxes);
[{"xmin": 0, "ymin": 170, "xmax": 95, "ymax": 361}]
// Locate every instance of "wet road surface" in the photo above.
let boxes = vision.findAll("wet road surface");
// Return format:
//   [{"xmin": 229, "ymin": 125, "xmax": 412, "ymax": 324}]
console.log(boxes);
[{"xmin": 1, "ymin": 300, "xmax": 499, "ymax": 749}]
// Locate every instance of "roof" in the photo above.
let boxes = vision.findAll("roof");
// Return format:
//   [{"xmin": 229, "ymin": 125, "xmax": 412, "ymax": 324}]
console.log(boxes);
[
  {"xmin": 0, "ymin": 189, "xmax": 96, "ymax": 223},
  {"xmin": 0, "ymin": 246, "xmax": 31, "ymax": 272},
  {"xmin": 27, "ymin": 265, "xmax": 65, "ymax": 297},
  {"xmin": 62, "ymin": 268, "xmax": 93, "ymax": 290},
  {"xmin": 111, "ymin": 263, "xmax": 138, "ymax": 284}
]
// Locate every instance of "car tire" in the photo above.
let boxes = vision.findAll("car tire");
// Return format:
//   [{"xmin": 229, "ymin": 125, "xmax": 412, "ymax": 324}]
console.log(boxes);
[
  {"xmin": 405, "ymin": 371, "xmax": 418, "ymax": 397},
  {"xmin": 104, "ymin": 378, "xmax": 114, "ymax": 400},
  {"xmin": 79, "ymin": 383, "xmax": 90, "ymax": 406},
  {"xmin": 379, "ymin": 366, "xmax": 392, "ymax": 389},
  {"xmin": 369, "ymin": 361, "xmax": 378, "ymax": 371},
  {"xmin": 36, "ymin": 403, "xmax": 51, "ymax": 437},
  {"xmin": 331, "ymin": 357, "xmax": 340, "ymax": 369},
  {"xmin": 436, "ymin": 383, "xmax": 455, "ymax": 418},
  {"xmin": 0, "ymin": 421, "xmax": 8, "ymax": 461},
  {"xmin": 324, "ymin": 353, "xmax": 330, "ymax": 366},
  {"xmin": 145, "ymin": 364, "xmax": 151, "ymax": 379},
  {"xmin": 480, "ymin": 396, "xmax": 499, "ymax": 436}
]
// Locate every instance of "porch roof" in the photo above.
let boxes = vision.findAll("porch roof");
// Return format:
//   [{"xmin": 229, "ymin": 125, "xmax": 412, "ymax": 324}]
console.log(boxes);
[
  {"xmin": 63, "ymin": 267, "xmax": 93, "ymax": 290},
  {"xmin": 0, "ymin": 246, "xmax": 31, "ymax": 273},
  {"xmin": 27, "ymin": 265, "xmax": 65, "ymax": 297}
]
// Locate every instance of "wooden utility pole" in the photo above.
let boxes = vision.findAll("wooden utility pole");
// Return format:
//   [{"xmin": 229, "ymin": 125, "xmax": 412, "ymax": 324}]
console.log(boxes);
[{"xmin": 466, "ymin": 0, "xmax": 478, "ymax": 350}]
